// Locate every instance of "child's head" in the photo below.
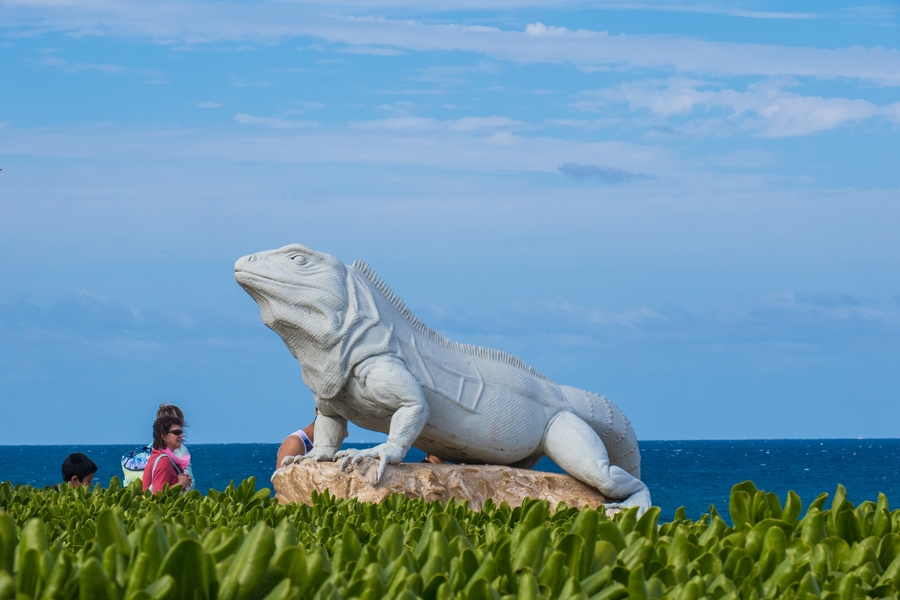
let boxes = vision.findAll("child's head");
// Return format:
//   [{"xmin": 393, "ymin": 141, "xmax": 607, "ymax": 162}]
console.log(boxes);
[{"xmin": 61, "ymin": 452, "xmax": 98, "ymax": 488}]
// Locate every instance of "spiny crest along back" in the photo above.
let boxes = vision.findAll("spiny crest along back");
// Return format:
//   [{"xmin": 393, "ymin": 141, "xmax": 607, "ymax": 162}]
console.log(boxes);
[{"xmin": 351, "ymin": 260, "xmax": 552, "ymax": 382}]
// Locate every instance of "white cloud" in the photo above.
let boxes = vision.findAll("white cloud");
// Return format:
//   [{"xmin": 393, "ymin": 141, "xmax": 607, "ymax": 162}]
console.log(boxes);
[
  {"xmin": 6, "ymin": 2, "xmax": 900, "ymax": 84},
  {"xmin": 548, "ymin": 117, "xmax": 622, "ymax": 130},
  {"xmin": 450, "ymin": 116, "xmax": 522, "ymax": 130},
  {"xmin": 233, "ymin": 113, "xmax": 319, "ymax": 128},
  {"xmin": 335, "ymin": 45, "xmax": 404, "ymax": 56},
  {"xmin": 515, "ymin": 292, "xmax": 900, "ymax": 342},
  {"xmin": 0, "ymin": 120, "xmax": 668, "ymax": 176},
  {"xmin": 283, "ymin": 101, "xmax": 327, "ymax": 114},
  {"xmin": 39, "ymin": 55, "xmax": 168, "ymax": 82},
  {"xmin": 410, "ymin": 62, "xmax": 498, "ymax": 85},
  {"xmin": 578, "ymin": 78, "xmax": 900, "ymax": 137},
  {"xmin": 524, "ymin": 22, "xmax": 576, "ymax": 37},
  {"xmin": 348, "ymin": 115, "xmax": 524, "ymax": 130},
  {"xmin": 350, "ymin": 116, "xmax": 436, "ymax": 129},
  {"xmin": 194, "ymin": 101, "xmax": 223, "ymax": 108}
]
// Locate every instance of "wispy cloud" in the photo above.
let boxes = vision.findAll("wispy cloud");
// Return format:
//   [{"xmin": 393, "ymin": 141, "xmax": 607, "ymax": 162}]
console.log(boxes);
[
  {"xmin": 349, "ymin": 115, "xmax": 524, "ymax": 130},
  {"xmin": 548, "ymin": 118, "xmax": 622, "ymax": 130},
  {"xmin": 194, "ymin": 101, "xmax": 222, "ymax": 108},
  {"xmin": 284, "ymin": 102, "xmax": 327, "ymax": 114},
  {"xmin": 227, "ymin": 74, "xmax": 270, "ymax": 87},
  {"xmin": 558, "ymin": 162, "xmax": 652, "ymax": 183},
  {"xmin": 0, "ymin": 120, "xmax": 668, "ymax": 176},
  {"xmin": 39, "ymin": 56, "xmax": 168, "ymax": 83},
  {"xmin": 577, "ymin": 78, "xmax": 900, "ymax": 137},
  {"xmin": 335, "ymin": 44, "xmax": 404, "ymax": 56},
  {"xmin": 422, "ymin": 292, "xmax": 900, "ymax": 346},
  {"xmin": 7, "ymin": 3, "xmax": 900, "ymax": 84},
  {"xmin": 410, "ymin": 62, "xmax": 499, "ymax": 85},
  {"xmin": 233, "ymin": 113, "xmax": 319, "ymax": 128}
]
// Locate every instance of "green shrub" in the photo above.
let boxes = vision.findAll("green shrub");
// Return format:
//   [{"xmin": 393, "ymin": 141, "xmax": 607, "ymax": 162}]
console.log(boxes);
[{"xmin": 2, "ymin": 478, "xmax": 900, "ymax": 599}]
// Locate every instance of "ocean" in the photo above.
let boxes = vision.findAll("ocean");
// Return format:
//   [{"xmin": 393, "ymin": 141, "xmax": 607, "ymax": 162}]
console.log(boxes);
[{"xmin": 3, "ymin": 439, "xmax": 899, "ymax": 521}]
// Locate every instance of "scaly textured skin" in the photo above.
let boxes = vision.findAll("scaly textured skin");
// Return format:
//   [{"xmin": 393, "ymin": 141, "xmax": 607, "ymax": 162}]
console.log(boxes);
[{"xmin": 235, "ymin": 244, "xmax": 651, "ymax": 511}]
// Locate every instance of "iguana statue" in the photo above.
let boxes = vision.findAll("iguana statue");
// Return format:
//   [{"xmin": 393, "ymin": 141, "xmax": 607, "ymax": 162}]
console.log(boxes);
[{"xmin": 235, "ymin": 244, "xmax": 651, "ymax": 511}]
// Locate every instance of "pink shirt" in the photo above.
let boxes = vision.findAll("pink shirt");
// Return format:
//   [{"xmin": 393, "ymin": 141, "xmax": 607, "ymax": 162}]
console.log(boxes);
[{"xmin": 141, "ymin": 448, "xmax": 181, "ymax": 493}]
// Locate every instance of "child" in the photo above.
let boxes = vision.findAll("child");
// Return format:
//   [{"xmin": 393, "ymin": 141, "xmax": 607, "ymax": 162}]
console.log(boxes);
[{"xmin": 61, "ymin": 452, "xmax": 97, "ymax": 488}]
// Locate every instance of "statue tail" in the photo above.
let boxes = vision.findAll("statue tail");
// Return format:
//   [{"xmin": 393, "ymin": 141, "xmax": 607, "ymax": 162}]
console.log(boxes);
[{"xmin": 560, "ymin": 386, "xmax": 642, "ymax": 479}]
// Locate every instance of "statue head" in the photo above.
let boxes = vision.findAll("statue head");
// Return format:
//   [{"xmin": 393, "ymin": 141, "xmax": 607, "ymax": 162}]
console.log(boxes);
[{"xmin": 235, "ymin": 244, "xmax": 348, "ymax": 349}]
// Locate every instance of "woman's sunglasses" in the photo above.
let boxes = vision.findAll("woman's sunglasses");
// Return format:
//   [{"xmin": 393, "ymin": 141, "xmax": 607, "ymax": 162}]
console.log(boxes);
[{"xmin": 167, "ymin": 429, "xmax": 184, "ymax": 436}]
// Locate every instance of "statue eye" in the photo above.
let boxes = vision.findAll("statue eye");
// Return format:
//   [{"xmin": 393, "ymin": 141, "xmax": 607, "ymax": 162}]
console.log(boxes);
[{"xmin": 291, "ymin": 254, "xmax": 308, "ymax": 265}]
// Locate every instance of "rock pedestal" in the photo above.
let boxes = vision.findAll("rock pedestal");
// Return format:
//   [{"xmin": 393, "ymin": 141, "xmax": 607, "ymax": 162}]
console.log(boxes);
[{"xmin": 272, "ymin": 459, "xmax": 611, "ymax": 511}]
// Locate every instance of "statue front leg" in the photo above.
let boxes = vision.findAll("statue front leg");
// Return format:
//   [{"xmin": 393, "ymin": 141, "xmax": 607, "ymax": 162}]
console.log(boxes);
[
  {"xmin": 334, "ymin": 356, "xmax": 429, "ymax": 482},
  {"xmin": 281, "ymin": 406, "xmax": 348, "ymax": 466}
]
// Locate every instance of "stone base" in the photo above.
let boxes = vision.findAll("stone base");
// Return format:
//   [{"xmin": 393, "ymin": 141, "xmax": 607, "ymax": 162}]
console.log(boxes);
[{"xmin": 271, "ymin": 458, "xmax": 612, "ymax": 512}]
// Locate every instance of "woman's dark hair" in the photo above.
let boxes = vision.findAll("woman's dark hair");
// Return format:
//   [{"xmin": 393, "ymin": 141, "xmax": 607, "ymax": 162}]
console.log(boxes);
[
  {"xmin": 153, "ymin": 415, "xmax": 184, "ymax": 449},
  {"xmin": 61, "ymin": 452, "xmax": 98, "ymax": 483},
  {"xmin": 157, "ymin": 403, "xmax": 188, "ymax": 426}
]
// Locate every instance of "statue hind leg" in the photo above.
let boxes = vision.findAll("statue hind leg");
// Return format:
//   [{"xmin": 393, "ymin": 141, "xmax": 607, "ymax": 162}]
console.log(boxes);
[{"xmin": 542, "ymin": 411, "xmax": 651, "ymax": 514}]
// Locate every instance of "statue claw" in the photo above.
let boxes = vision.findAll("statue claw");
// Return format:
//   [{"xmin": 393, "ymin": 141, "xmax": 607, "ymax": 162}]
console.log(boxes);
[
  {"xmin": 331, "ymin": 443, "xmax": 405, "ymax": 482},
  {"xmin": 281, "ymin": 454, "xmax": 301, "ymax": 467}
]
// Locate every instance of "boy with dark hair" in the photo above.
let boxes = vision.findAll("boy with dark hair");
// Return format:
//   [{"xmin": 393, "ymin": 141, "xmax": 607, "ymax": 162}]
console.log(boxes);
[{"xmin": 61, "ymin": 452, "xmax": 98, "ymax": 488}]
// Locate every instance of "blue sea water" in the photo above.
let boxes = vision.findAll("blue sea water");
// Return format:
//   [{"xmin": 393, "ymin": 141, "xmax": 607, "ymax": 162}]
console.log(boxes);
[{"xmin": 2, "ymin": 439, "xmax": 898, "ymax": 521}]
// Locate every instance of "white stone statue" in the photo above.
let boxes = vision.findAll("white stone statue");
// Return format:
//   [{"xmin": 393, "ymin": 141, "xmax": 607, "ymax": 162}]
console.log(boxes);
[{"xmin": 235, "ymin": 244, "xmax": 651, "ymax": 512}]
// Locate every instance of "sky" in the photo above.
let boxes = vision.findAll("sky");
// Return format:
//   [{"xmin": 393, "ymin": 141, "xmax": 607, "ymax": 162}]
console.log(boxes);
[{"xmin": 1, "ymin": 0, "xmax": 898, "ymax": 446}]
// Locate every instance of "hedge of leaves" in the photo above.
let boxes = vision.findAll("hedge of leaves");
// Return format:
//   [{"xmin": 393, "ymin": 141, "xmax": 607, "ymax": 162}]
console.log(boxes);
[{"xmin": 3, "ymin": 478, "xmax": 900, "ymax": 599}]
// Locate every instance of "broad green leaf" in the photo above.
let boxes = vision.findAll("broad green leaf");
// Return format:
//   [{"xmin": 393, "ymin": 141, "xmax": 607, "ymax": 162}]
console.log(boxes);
[
  {"xmin": 221, "ymin": 522, "xmax": 276, "ymax": 600},
  {"xmin": 619, "ymin": 539, "xmax": 653, "ymax": 572},
  {"xmin": 79, "ymin": 557, "xmax": 110, "ymax": 600},
  {"xmin": 98, "ymin": 509, "xmax": 130, "ymax": 554},
  {"xmin": 43, "ymin": 550, "xmax": 72, "ymax": 598},
  {"xmin": 510, "ymin": 502, "xmax": 549, "ymax": 555},
  {"xmin": 590, "ymin": 581, "xmax": 627, "ymax": 600},
  {"xmin": 594, "ymin": 541, "xmax": 618, "ymax": 571},
  {"xmin": 15, "ymin": 548, "xmax": 40, "ymax": 598},
  {"xmin": 765, "ymin": 493, "xmax": 783, "ymax": 520},
  {"xmin": 801, "ymin": 508, "xmax": 827, "ymax": 545},
  {"xmin": 145, "ymin": 575, "xmax": 175, "ymax": 600},
  {"xmin": 834, "ymin": 509, "xmax": 862, "ymax": 545},
  {"xmin": 0, "ymin": 513, "xmax": 16, "ymax": 574},
  {"xmin": 466, "ymin": 555, "xmax": 499, "ymax": 592},
  {"xmin": 511, "ymin": 526, "xmax": 549, "ymax": 573},
  {"xmin": 158, "ymin": 538, "xmax": 210, "ymax": 600},
  {"xmin": 783, "ymin": 490, "xmax": 803, "ymax": 524},
  {"xmin": 580, "ymin": 565, "xmax": 611, "ymax": 596},
  {"xmin": 557, "ymin": 535, "xmax": 585, "ymax": 581},
  {"xmin": 729, "ymin": 491, "xmax": 752, "ymax": 532},
  {"xmin": 377, "ymin": 524, "xmax": 404, "ymax": 562},
  {"xmin": 634, "ymin": 507, "xmax": 660, "ymax": 544},
  {"xmin": 626, "ymin": 568, "xmax": 647, "ymax": 600},
  {"xmin": 260, "ymin": 579, "xmax": 295, "ymax": 600},
  {"xmin": 596, "ymin": 522, "xmax": 626, "ymax": 553},
  {"xmin": 515, "ymin": 571, "xmax": 540, "ymax": 600}
]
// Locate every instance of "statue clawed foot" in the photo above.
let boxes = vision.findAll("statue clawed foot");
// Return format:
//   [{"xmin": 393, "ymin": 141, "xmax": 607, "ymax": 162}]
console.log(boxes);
[
  {"xmin": 281, "ymin": 448, "xmax": 337, "ymax": 467},
  {"xmin": 334, "ymin": 442, "xmax": 406, "ymax": 483}
]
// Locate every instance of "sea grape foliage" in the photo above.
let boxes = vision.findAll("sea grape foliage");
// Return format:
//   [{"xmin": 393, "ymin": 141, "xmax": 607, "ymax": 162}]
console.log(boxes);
[{"xmin": 2, "ymin": 479, "xmax": 900, "ymax": 599}]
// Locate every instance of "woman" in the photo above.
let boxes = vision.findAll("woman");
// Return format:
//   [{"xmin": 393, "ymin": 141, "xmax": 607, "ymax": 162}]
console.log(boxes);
[
  {"xmin": 276, "ymin": 419, "xmax": 315, "ymax": 468},
  {"xmin": 122, "ymin": 403, "xmax": 194, "ymax": 490},
  {"xmin": 142, "ymin": 415, "xmax": 193, "ymax": 493},
  {"xmin": 155, "ymin": 404, "xmax": 194, "ymax": 491}
]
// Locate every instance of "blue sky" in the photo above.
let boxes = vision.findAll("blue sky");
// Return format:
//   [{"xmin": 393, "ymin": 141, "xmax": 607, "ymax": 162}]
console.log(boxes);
[{"xmin": 1, "ymin": 0, "xmax": 898, "ymax": 445}]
